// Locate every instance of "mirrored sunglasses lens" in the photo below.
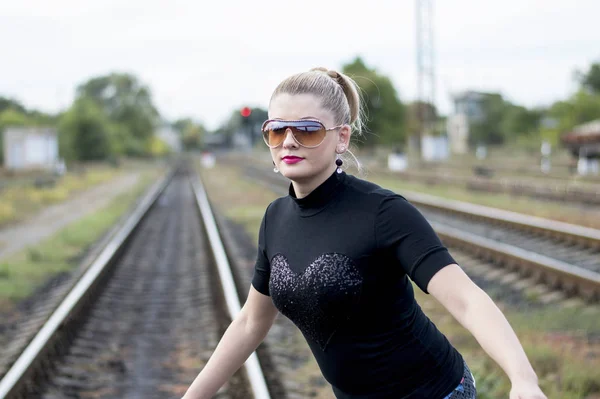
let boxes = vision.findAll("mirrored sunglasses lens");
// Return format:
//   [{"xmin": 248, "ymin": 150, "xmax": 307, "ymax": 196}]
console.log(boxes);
[
  {"xmin": 291, "ymin": 121, "xmax": 325, "ymax": 146},
  {"xmin": 263, "ymin": 121, "xmax": 286, "ymax": 147}
]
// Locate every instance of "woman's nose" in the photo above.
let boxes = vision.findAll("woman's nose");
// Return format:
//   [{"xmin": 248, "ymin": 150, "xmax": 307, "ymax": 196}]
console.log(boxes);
[{"xmin": 282, "ymin": 128, "xmax": 297, "ymax": 148}]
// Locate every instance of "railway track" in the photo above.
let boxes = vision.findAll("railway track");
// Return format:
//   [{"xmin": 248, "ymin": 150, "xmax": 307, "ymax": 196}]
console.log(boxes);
[
  {"xmin": 241, "ymin": 163, "xmax": 600, "ymax": 303},
  {"xmin": 7, "ymin": 154, "xmax": 596, "ymax": 399},
  {"xmin": 372, "ymin": 168, "xmax": 600, "ymax": 206},
  {"xmin": 400, "ymin": 159, "xmax": 600, "ymax": 184},
  {"xmin": 0, "ymin": 163, "xmax": 274, "ymax": 399}
]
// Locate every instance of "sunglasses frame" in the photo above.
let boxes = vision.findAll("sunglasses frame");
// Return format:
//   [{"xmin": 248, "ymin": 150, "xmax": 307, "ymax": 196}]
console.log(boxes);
[{"xmin": 261, "ymin": 119, "xmax": 344, "ymax": 149}]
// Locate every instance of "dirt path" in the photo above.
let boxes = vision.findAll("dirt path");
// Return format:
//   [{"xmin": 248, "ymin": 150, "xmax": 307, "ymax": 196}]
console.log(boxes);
[{"xmin": 0, "ymin": 172, "xmax": 141, "ymax": 261}]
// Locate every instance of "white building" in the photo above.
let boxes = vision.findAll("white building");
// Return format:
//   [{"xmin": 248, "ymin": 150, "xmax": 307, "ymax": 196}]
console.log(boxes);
[
  {"xmin": 446, "ymin": 91, "xmax": 493, "ymax": 154},
  {"xmin": 421, "ymin": 134, "xmax": 450, "ymax": 161},
  {"xmin": 446, "ymin": 113, "xmax": 469, "ymax": 154},
  {"xmin": 3, "ymin": 127, "xmax": 60, "ymax": 171}
]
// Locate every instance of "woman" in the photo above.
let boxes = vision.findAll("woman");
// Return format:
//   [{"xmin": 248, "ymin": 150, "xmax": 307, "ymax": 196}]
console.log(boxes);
[{"xmin": 182, "ymin": 68, "xmax": 547, "ymax": 399}]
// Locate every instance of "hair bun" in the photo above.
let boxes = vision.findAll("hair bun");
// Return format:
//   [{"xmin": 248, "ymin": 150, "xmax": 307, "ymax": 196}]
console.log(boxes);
[
  {"xmin": 327, "ymin": 70, "xmax": 341, "ymax": 80},
  {"xmin": 310, "ymin": 67, "xmax": 343, "ymax": 86}
]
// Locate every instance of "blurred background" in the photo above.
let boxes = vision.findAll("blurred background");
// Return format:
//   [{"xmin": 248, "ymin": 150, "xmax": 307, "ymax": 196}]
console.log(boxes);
[
  {"xmin": 1, "ymin": 1, "xmax": 599, "ymax": 398},
  {"xmin": 0, "ymin": 0, "xmax": 598, "ymax": 172}
]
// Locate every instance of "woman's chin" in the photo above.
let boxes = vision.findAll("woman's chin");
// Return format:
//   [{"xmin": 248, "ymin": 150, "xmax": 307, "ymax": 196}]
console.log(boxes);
[{"xmin": 280, "ymin": 165, "xmax": 310, "ymax": 181}]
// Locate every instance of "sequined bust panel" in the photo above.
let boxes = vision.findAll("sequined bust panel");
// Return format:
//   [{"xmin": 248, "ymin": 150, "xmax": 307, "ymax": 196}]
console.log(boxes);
[{"xmin": 269, "ymin": 253, "xmax": 363, "ymax": 350}]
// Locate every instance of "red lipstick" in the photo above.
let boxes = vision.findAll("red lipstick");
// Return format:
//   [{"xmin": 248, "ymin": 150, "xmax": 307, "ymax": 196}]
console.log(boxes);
[{"xmin": 282, "ymin": 156, "xmax": 303, "ymax": 164}]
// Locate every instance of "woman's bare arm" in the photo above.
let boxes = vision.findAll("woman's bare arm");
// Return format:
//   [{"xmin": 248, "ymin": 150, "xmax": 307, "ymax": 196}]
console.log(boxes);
[
  {"xmin": 182, "ymin": 286, "xmax": 278, "ymax": 399},
  {"xmin": 428, "ymin": 264, "xmax": 546, "ymax": 399}
]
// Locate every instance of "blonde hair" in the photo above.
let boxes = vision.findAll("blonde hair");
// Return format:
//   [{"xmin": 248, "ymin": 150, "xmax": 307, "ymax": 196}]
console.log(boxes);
[
  {"xmin": 270, "ymin": 67, "xmax": 365, "ymax": 173},
  {"xmin": 270, "ymin": 67, "xmax": 364, "ymax": 136}
]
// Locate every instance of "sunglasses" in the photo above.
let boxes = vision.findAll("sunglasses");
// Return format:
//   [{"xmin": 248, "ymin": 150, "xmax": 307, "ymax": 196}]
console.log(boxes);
[{"xmin": 261, "ymin": 119, "xmax": 344, "ymax": 148}]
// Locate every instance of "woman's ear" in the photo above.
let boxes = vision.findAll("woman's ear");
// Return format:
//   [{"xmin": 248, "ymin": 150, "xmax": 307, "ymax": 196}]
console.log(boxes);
[{"xmin": 337, "ymin": 125, "xmax": 351, "ymax": 152}]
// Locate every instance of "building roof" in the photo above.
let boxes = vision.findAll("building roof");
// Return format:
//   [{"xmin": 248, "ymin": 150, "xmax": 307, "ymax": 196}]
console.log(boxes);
[
  {"xmin": 3, "ymin": 126, "xmax": 57, "ymax": 136},
  {"xmin": 561, "ymin": 119, "xmax": 600, "ymax": 144},
  {"xmin": 452, "ymin": 90, "xmax": 496, "ymax": 101}
]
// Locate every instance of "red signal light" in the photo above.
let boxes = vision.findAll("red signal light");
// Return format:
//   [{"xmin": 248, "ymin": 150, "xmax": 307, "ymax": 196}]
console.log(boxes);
[{"xmin": 240, "ymin": 107, "xmax": 252, "ymax": 117}]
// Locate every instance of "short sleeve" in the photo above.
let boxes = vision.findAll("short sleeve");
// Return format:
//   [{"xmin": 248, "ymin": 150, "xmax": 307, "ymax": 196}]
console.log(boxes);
[
  {"xmin": 251, "ymin": 206, "xmax": 271, "ymax": 296},
  {"xmin": 375, "ymin": 194, "xmax": 456, "ymax": 293}
]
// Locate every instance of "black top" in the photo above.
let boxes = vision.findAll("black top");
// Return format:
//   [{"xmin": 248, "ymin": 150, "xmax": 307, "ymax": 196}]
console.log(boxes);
[{"xmin": 252, "ymin": 171, "xmax": 464, "ymax": 398}]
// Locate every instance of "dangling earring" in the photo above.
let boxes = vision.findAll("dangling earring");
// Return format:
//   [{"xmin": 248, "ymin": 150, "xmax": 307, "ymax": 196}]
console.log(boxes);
[
  {"xmin": 273, "ymin": 161, "xmax": 279, "ymax": 173},
  {"xmin": 336, "ymin": 155, "xmax": 343, "ymax": 174}
]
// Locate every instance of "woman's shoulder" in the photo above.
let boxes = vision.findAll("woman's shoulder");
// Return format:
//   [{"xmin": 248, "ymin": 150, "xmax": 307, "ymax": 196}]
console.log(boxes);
[
  {"xmin": 344, "ymin": 173, "xmax": 406, "ymax": 202},
  {"xmin": 263, "ymin": 194, "xmax": 293, "ymax": 216}
]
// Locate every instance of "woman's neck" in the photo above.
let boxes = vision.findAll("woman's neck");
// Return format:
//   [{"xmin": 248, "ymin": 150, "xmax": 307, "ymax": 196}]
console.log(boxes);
[{"xmin": 291, "ymin": 165, "xmax": 337, "ymax": 198}]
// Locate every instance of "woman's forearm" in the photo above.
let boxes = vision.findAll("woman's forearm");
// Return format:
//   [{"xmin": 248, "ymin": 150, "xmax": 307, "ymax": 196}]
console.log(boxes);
[
  {"xmin": 457, "ymin": 288, "xmax": 538, "ymax": 384},
  {"xmin": 182, "ymin": 315, "xmax": 270, "ymax": 399}
]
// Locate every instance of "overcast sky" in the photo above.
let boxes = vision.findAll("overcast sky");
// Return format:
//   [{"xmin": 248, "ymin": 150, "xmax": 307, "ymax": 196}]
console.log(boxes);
[{"xmin": 1, "ymin": 0, "xmax": 598, "ymax": 129}]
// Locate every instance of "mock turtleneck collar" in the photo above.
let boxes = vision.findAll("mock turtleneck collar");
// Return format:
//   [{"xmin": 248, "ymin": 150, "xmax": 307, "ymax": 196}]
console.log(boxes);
[{"xmin": 288, "ymin": 170, "xmax": 346, "ymax": 216}]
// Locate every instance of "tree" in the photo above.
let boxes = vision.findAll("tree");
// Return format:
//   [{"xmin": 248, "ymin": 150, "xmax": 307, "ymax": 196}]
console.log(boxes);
[
  {"xmin": 407, "ymin": 101, "xmax": 439, "ymax": 140},
  {"xmin": 549, "ymin": 90, "xmax": 600, "ymax": 131},
  {"xmin": 172, "ymin": 118, "xmax": 205, "ymax": 151},
  {"xmin": 501, "ymin": 105, "xmax": 542, "ymax": 139},
  {"xmin": 0, "ymin": 108, "xmax": 30, "ymax": 127},
  {"xmin": 147, "ymin": 136, "xmax": 171, "ymax": 156},
  {"xmin": 212, "ymin": 107, "xmax": 268, "ymax": 148},
  {"xmin": 468, "ymin": 93, "xmax": 507, "ymax": 145},
  {"xmin": 76, "ymin": 73, "xmax": 159, "ymax": 156},
  {"xmin": 0, "ymin": 97, "xmax": 27, "ymax": 114},
  {"xmin": 58, "ymin": 98, "xmax": 114, "ymax": 161},
  {"xmin": 342, "ymin": 57, "xmax": 406, "ymax": 148},
  {"xmin": 577, "ymin": 62, "xmax": 600, "ymax": 94},
  {"xmin": 241, "ymin": 107, "xmax": 268, "ymax": 146}
]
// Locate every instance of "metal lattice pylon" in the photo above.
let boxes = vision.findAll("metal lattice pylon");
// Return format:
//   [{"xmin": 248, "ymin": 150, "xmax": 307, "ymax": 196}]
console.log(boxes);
[{"xmin": 415, "ymin": 0, "xmax": 436, "ymax": 153}]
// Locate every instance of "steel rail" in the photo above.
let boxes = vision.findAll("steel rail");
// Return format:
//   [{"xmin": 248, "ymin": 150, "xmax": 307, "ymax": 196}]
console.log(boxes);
[
  {"xmin": 433, "ymin": 223, "xmax": 600, "ymax": 299},
  {"xmin": 0, "ymin": 170, "xmax": 174, "ymax": 399},
  {"xmin": 191, "ymin": 174, "xmax": 272, "ymax": 399},
  {"xmin": 400, "ymin": 190, "xmax": 600, "ymax": 250}
]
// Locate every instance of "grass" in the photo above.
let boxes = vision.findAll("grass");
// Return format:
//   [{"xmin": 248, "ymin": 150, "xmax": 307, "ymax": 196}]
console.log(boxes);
[
  {"xmin": 366, "ymin": 174, "xmax": 600, "ymax": 229},
  {"xmin": 361, "ymin": 145, "xmax": 576, "ymax": 173},
  {"xmin": 413, "ymin": 286, "xmax": 600, "ymax": 398},
  {"xmin": 0, "ymin": 165, "xmax": 123, "ymax": 226},
  {"xmin": 199, "ymin": 159, "xmax": 600, "ymax": 399},
  {"xmin": 198, "ymin": 160, "xmax": 280, "ymax": 244},
  {"xmin": 0, "ymin": 167, "xmax": 162, "ymax": 310}
]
